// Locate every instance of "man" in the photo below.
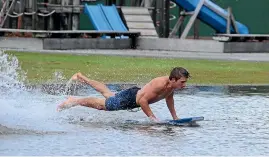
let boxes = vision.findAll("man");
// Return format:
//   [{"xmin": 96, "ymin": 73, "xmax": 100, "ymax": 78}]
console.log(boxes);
[{"xmin": 57, "ymin": 67, "xmax": 190, "ymax": 122}]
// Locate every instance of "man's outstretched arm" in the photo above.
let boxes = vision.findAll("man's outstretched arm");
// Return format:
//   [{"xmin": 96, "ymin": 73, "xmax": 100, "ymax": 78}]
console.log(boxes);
[{"xmin": 165, "ymin": 92, "xmax": 179, "ymax": 120}]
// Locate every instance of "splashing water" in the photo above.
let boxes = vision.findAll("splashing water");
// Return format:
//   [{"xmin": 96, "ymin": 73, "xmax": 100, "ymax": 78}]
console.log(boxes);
[
  {"xmin": 0, "ymin": 50, "xmax": 76, "ymax": 132},
  {"xmin": 64, "ymin": 78, "xmax": 75, "ymax": 96},
  {"xmin": 0, "ymin": 50, "xmax": 27, "ymax": 91}
]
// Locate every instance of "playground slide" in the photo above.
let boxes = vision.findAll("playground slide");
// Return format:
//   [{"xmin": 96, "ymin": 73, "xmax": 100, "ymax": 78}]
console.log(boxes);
[
  {"xmin": 100, "ymin": 4, "xmax": 128, "ymax": 31},
  {"xmin": 84, "ymin": 4, "xmax": 112, "ymax": 31},
  {"xmin": 84, "ymin": 4, "xmax": 127, "ymax": 32},
  {"xmin": 172, "ymin": 0, "xmax": 249, "ymax": 34}
]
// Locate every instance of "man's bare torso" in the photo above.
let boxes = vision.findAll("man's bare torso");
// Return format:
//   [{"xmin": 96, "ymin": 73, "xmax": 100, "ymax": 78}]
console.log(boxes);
[{"xmin": 136, "ymin": 76, "xmax": 174, "ymax": 105}]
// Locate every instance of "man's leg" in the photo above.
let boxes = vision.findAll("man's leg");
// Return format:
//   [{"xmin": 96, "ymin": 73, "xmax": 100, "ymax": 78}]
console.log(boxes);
[
  {"xmin": 74, "ymin": 73, "xmax": 115, "ymax": 98},
  {"xmin": 57, "ymin": 96, "xmax": 106, "ymax": 111}
]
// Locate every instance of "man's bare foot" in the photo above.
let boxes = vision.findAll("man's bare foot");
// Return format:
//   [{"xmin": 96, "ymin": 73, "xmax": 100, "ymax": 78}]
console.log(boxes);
[
  {"xmin": 71, "ymin": 72, "xmax": 82, "ymax": 81},
  {"xmin": 57, "ymin": 96, "xmax": 77, "ymax": 112}
]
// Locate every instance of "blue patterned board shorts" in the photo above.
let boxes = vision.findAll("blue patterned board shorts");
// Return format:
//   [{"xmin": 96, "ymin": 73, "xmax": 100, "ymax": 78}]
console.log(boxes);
[{"xmin": 105, "ymin": 86, "xmax": 141, "ymax": 111}]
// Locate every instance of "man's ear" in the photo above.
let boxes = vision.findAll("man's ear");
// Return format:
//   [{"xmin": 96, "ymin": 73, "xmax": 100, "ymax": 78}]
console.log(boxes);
[{"xmin": 171, "ymin": 78, "xmax": 176, "ymax": 82}]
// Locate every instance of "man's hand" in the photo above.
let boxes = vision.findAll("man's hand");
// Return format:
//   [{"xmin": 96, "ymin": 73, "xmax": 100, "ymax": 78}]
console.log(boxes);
[{"xmin": 149, "ymin": 115, "xmax": 160, "ymax": 123}]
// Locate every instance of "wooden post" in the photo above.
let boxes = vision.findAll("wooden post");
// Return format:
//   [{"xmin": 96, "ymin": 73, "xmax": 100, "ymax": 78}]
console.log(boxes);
[
  {"xmin": 107, "ymin": 0, "xmax": 116, "ymax": 5},
  {"xmin": 72, "ymin": 0, "xmax": 80, "ymax": 30},
  {"xmin": 61, "ymin": 0, "xmax": 69, "ymax": 30},
  {"xmin": 9, "ymin": 0, "xmax": 16, "ymax": 29},
  {"xmin": 32, "ymin": 0, "xmax": 37, "ymax": 29},
  {"xmin": 230, "ymin": 8, "xmax": 239, "ymax": 34},
  {"xmin": 48, "ymin": 0, "xmax": 54, "ymax": 30},
  {"xmin": 144, "ymin": 0, "xmax": 153, "ymax": 8},
  {"xmin": 151, "ymin": 0, "xmax": 157, "ymax": 27},
  {"xmin": 163, "ymin": 0, "xmax": 169, "ymax": 38},
  {"xmin": 226, "ymin": 7, "xmax": 239, "ymax": 34},
  {"xmin": 156, "ymin": 0, "xmax": 163, "ymax": 37},
  {"xmin": 17, "ymin": 0, "xmax": 23, "ymax": 29},
  {"xmin": 106, "ymin": 0, "xmax": 111, "ymax": 5},
  {"xmin": 180, "ymin": 0, "xmax": 205, "ymax": 39},
  {"xmin": 118, "ymin": 0, "xmax": 124, "ymax": 6},
  {"xmin": 178, "ymin": 6, "xmax": 183, "ymax": 37},
  {"xmin": 4, "ymin": 0, "xmax": 10, "ymax": 28},
  {"xmin": 226, "ymin": 7, "xmax": 231, "ymax": 34},
  {"xmin": 131, "ymin": 0, "xmax": 141, "ymax": 6},
  {"xmin": 169, "ymin": 15, "xmax": 185, "ymax": 38},
  {"xmin": 193, "ymin": 19, "xmax": 200, "ymax": 39},
  {"xmin": 10, "ymin": 0, "xmax": 19, "ymax": 29},
  {"xmin": 24, "ymin": 0, "xmax": 32, "ymax": 29}
]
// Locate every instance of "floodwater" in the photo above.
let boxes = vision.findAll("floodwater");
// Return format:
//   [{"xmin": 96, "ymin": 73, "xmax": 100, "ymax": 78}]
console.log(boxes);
[{"xmin": 1, "ymin": 51, "xmax": 269, "ymax": 156}]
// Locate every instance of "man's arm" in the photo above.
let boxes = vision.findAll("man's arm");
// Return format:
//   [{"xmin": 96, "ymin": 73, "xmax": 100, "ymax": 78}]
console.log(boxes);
[
  {"xmin": 165, "ymin": 92, "xmax": 179, "ymax": 120},
  {"xmin": 138, "ymin": 97, "xmax": 159, "ymax": 122}
]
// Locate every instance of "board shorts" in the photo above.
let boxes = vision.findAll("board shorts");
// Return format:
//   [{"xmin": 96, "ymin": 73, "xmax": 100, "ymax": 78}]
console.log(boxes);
[{"xmin": 105, "ymin": 86, "xmax": 141, "ymax": 111}]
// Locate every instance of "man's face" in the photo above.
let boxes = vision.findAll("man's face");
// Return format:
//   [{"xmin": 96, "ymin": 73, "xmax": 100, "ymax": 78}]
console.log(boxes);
[{"xmin": 172, "ymin": 77, "xmax": 187, "ymax": 89}]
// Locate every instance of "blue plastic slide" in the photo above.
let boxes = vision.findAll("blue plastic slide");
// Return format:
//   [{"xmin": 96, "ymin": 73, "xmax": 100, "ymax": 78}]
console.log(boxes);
[
  {"xmin": 84, "ymin": 4, "xmax": 128, "ymax": 38},
  {"xmin": 100, "ymin": 4, "xmax": 128, "ymax": 31},
  {"xmin": 172, "ymin": 0, "xmax": 249, "ymax": 34},
  {"xmin": 84, "ymin": 4, "xmax": 112, "ymax": 31}
]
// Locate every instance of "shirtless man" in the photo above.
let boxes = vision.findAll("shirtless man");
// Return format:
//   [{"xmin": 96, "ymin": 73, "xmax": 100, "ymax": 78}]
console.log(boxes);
[{"xmin": 57, "ymin": 67, "xmax": 190, "ymax": 122}]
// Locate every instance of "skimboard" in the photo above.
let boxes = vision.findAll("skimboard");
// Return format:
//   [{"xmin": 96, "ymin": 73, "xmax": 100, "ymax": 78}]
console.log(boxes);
[
  {"xmin": 163, "ymin": 116, "xmax": 204, "ymax": 126},
  {"xmin": 125, "ymin": 116, "xmax": 204, "ymax": 126}
]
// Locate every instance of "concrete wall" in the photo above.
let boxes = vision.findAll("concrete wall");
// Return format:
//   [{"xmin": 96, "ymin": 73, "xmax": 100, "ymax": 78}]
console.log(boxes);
[
  {"xmin": 136, "ymin": 38, "xmax": 224, "ymax": 53},
  {"xmin": 224, "ymin": 42, "xmax": 269, "ymax": 53},
  {"xmin": 43, "ymin": 38, "xmax": 132, "ymax": 50},
  {"xmin": 0, "ymin": 37, "xmax": 43, "ymax": 50},
  {"xmin": 1, "ymin": 37, "xmax": 269, "ymax": 53}
]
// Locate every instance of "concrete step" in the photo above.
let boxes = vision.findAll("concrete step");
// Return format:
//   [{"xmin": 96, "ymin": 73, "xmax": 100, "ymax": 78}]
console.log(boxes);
[
  {"xmin": 121, "ymin": 7, "xmax": 150, "ymax": 15},
  {"xmin": 121, "ymin": 6, "xmax": 158, "ymax": 37},
  {"xmin": 129, "ymin": 28, "xmax": 158, "ymax": 36},
  {"xmin": 126, "ymin": 22, "xmax": 155, "ymax": 29},
  {"xmin": 124, "ymin": 15, "xmax": 153, "ymax": 22}
]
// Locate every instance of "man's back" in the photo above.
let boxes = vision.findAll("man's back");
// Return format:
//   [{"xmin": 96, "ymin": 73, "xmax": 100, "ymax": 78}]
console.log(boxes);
[{"xmin": 136, "ymin": 76, "xmax": 174, "ymax": 105}]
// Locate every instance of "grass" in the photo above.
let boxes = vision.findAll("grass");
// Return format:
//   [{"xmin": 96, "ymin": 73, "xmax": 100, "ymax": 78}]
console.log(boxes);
[{"xmin": 4, "ymin": 50, "xmax": 269, "ymax": 85}]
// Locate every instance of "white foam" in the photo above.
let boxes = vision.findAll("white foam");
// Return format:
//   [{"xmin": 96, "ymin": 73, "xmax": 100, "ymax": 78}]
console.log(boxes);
[{"xmin": 0, "ymin": 50, "xmax": 77, "ymax": 132}]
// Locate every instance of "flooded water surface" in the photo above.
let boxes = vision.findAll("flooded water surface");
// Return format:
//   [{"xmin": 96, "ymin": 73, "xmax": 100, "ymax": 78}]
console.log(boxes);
[{"xmin": 1, "ymin": 51, "xmax": 269, "ymax": 156}]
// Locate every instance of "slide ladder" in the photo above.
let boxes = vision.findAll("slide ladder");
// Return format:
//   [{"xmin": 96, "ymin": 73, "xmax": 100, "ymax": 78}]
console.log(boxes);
[{"xmin": 121, "ymin": 7, "xmax": 158, "ymax": 38}]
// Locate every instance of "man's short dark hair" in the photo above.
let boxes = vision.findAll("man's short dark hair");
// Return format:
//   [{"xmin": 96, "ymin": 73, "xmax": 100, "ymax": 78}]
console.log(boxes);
[{"xmin": 169, "ymin": 67, "xmax": 190, "ymax": 81}]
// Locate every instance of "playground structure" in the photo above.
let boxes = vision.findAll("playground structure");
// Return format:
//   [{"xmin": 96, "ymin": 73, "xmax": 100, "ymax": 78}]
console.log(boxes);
[
  {"xmin": 0, "ymin": 0, "xmax": 269, "ymax": 44},
  {"xmin": 169, "ymin": 0, "xmax": 250, "ymax": 38}
]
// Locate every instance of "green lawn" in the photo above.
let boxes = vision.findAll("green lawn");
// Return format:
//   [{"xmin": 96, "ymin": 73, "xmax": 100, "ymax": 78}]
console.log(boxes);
[{"xmin": 4, "ymin": 50, "xmax": 269, "ymax": 85}]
